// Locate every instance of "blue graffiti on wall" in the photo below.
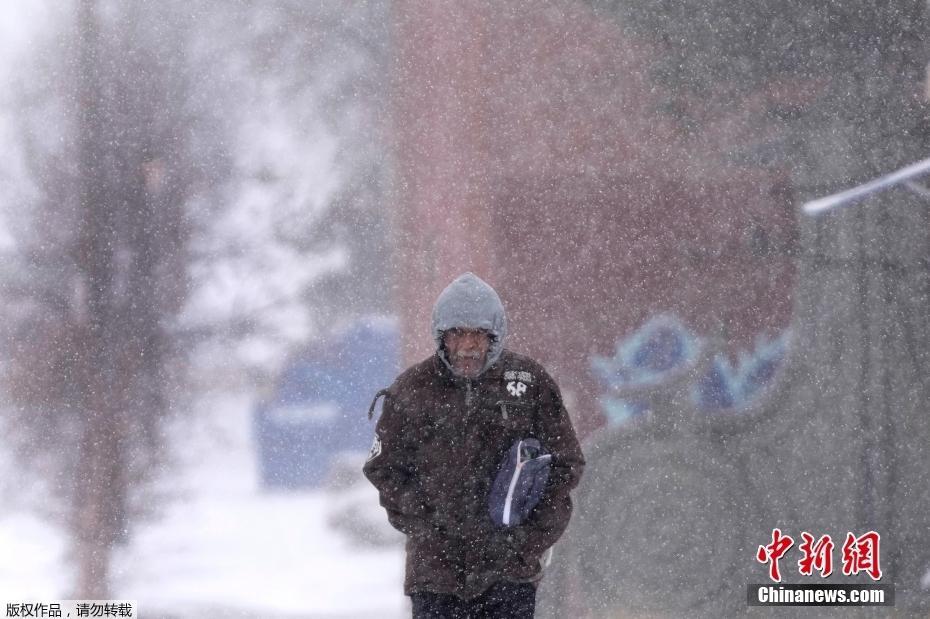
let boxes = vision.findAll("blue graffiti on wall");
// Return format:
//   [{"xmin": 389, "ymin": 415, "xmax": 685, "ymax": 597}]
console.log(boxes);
[{"xmin": 590, "ymin": 314, "xmax": 788, "ymax": 426}]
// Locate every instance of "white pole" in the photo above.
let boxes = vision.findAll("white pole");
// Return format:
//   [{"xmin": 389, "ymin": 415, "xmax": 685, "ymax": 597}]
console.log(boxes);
[{"xmin": 802, "ymin": 156, "xmax": 930, "ymax": 216}]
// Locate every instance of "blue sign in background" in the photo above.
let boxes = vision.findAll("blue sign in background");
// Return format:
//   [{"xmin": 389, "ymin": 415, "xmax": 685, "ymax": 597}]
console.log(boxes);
[{"xmin": 254, "ymin": 317, "xmax": 400, "ymax": 489}]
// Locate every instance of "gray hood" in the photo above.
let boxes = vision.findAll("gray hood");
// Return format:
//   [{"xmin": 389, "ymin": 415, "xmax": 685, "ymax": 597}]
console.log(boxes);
[{"xmin": 431, "ymin": 272, "xmax": 508, "ymax": 375}]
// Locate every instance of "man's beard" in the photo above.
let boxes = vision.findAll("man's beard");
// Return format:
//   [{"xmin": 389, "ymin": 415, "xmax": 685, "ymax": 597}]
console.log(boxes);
[{"xmin": 451, "ymin": 351, "xmax": 484, "ymax": 377}]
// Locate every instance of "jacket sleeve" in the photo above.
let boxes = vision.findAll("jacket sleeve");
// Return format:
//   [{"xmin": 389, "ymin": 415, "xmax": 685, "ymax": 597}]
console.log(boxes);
[
  {"xmin": 362, "ymin": 390, "xmax": 428, "ymax": 536},
  {"xmin": 515, "ymin": 372, "xmax": 585, "ymax": 557}
]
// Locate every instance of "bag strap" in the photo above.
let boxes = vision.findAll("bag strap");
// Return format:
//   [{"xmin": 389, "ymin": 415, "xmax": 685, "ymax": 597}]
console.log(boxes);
[{"xmin": 367, "ymin": 388, "xmax": 390, "ymax": 421}]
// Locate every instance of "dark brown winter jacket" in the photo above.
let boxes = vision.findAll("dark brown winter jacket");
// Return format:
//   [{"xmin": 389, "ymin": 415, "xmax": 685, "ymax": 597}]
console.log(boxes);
[{"xmin": 363, "ymin": 348, "xmax": 585, "ymax": 600}]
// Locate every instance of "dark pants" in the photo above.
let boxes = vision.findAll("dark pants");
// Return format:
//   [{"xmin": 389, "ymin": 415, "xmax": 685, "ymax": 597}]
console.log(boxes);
[{"xmin": 410, "ymin": 581, "xmax": 536, "ymax": 618}]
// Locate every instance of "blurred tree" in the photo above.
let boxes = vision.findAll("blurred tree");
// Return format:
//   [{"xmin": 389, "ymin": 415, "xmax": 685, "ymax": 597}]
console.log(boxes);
[
  {"xmin": 181, "ymin": 0, "xmax": 393, "ymax": 380},
  {"xmin": 586, "ymin": 0, "xmax": 930, "ymax": 180},
  {"xmin": 0, "ymin": 0, "xmax": 391, "ymax": 596},
  {"xmin": 590, "ymin": 1, "xmax": 923, "ymax": 91},
  {"xmin": 0, "ymin": 0, "xmax": 227, "ymax": 596}
]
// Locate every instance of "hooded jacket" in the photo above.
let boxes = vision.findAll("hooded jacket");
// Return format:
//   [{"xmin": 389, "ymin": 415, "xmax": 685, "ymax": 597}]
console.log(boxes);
[
  {"xmin": 431, "ymin": 272, "xmax": 508, "ymax": 375},
  {"xmin": 363, "ymin": 273, "xmax": 585, "ymax": 599}
]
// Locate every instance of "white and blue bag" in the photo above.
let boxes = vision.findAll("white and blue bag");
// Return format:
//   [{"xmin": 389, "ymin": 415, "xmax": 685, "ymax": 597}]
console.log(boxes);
[{"xmin": 489, "ymin": 438, "xmax": 552, "ymax": 527}]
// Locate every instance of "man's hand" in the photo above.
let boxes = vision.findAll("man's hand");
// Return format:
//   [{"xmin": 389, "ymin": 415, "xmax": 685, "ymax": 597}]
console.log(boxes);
[{"xmin": 488, "ymin": 527, "xmax": 529, "ymax": 559}]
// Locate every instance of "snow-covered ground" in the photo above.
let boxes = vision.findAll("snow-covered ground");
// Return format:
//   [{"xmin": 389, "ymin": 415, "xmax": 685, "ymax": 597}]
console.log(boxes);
[{"xmin": 0, "ymin": 391, "xmax": 407, "ymax": 618}]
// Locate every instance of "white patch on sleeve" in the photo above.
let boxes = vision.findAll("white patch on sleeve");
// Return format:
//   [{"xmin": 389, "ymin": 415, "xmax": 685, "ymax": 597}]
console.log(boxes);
[{"xmin": 366, "ymin": 434, "xmax": 382, "ymax": 462}]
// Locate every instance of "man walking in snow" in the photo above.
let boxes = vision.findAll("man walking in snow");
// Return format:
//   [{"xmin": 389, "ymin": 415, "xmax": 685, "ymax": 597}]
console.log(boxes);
[{"xmin": 364, "ymin": 272, "xmax": 585, "ymax": 618}]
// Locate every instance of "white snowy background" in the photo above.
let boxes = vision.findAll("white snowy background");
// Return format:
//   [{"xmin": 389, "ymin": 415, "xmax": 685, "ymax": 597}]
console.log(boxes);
[
  {"xmin": 0, "ymin": 3, "xmax": 407, "ymax": 617},
  {"xmin": 0, "ymin": 391, "xmax": 406, "ymax": 617}
]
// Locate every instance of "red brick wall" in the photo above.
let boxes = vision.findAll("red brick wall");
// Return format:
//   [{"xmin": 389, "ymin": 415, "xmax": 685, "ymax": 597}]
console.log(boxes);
[{"xmin": 389, "ymin": 0, "xmax": 796, "ymax": 436}]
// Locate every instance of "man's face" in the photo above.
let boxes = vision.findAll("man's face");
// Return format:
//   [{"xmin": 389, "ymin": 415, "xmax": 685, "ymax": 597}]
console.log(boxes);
[{"xmin": 443, "ymin": 327, "xmax": 491, "ymax": 378}]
